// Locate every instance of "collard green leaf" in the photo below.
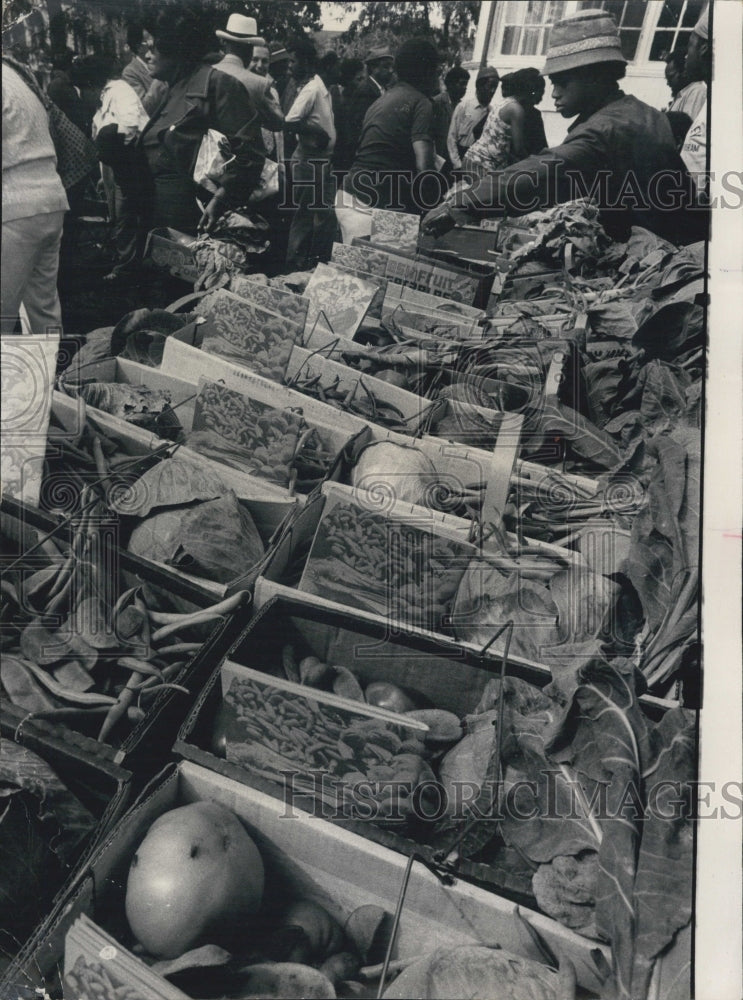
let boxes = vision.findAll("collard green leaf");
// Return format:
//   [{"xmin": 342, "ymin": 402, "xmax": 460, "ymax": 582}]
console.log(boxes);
[
  {"xmin": 630, "ymin": 709, "xmax": 695, "ymax": 998},
  {"xmin": 544, "ymin": 660, "xmax": 653, "ymax": 999},
  {"xmin": 0, "ymin": 738, "xmax": 96, "ymax": 863},
  {"xmin": 638, "ymin": 361, "xmax": 692, "ymax": 436},
  {"xmin": 536, "ymin": 396, "xmax": 624, "ymax": 470},
  {"xmin": 632, "ymin": 302, "xmax": 704, "ymax": 362},
  {"xmin": 110, "ymin": 455, "xmax": 229, "ymax": 517},
  {"xmin": 128, "ymin": 492, "xmax": 265, "ymax": 585}
]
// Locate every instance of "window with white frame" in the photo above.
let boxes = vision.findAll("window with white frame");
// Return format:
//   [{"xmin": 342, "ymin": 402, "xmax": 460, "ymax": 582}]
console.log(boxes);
[
  {"xmin": 576, "ymin": 1, "xmax": 646, "ymax": 60},
  {"xmin": 646, "ymin": 0, "xmax": 707, "ymax": 59},
  {"xmin": 498, "ymin": 1, "xmax": 571, "ymax": 58},
  {"xmin": 490, "ymin": 0, "xmax": 709, "ymax": 64}
]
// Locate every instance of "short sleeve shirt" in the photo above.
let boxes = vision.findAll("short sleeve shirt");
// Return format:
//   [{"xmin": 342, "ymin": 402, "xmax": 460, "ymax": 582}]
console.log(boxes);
[{"xmin": 349, "ymin": 82, "xmax": 433, "ymax": 175}]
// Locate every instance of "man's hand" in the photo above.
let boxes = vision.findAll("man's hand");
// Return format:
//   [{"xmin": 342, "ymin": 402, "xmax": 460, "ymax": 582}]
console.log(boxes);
[
  {"xmin": 420, "ymin": 202, "xmax": 475, "ymax": 237},
  {"xmin": 198, "ymin": 190, "xmax": 227, "ymax": 234}
]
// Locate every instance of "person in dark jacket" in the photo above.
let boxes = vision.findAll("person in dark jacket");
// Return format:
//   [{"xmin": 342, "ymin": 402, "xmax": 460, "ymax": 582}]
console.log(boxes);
[
  {"xmin": 332, "ymin": 57, "xmax": 365, "ymax": 174},
  {"xmin": 122, "ymin": 21, "xmax": 168, "ymax": 115},
  {"xmin": 47, "ymin": 49, "xmax": 88, "ymax": 133},
  {"xmin": 343, "ymin": 46, "xmax": 395, "ymax": 164},
  {"xmin": 422, "ymin": 9, "xmax": 701, "ymax": 245},
  {"xmin": 138, "ymin": 4, "xmax": 265, "ymax": 235}
]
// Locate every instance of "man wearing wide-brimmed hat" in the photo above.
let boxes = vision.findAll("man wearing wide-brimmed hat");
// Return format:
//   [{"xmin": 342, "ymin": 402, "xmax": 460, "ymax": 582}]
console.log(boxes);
[
  {"xmin": 213, "ymin": 14, "xmax": 284, "ymax": 133},
  {"xmin": 423, "ymin": 8, "xmax": 704, "ymax": 244},
  {"xmin": 344, "ymin": 46, "xmax": 396, "ymax": 163}
]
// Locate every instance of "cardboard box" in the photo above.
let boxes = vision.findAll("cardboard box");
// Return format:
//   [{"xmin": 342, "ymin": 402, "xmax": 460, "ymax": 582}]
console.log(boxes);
[
  {"xmin": 52, "ymin": 376, "xmax": 296, "ymax": 508},
  {"xmin": 0, "ymin": 719, "xmax": 131, "ymax": 998},
  {"xmin": 175, "ymin": 597, "xmax": 566, "ymax": 906},
  {"xmin": 286, "ymin": 346, "xmax": 437, "ymax": 435},
  {"xmin": 254, "ymin": 492, "xmax": 680, "ymax": 718},
  {"xmin": 143, "ymin": 228, "xmax": 198, "ymax": 282},
  {"xmin": 48, "ymin": 388, "xmax": 296, "ymax": 598},
  {"xmin": 417, "ymin": 223, "xmax": 500, "ymax": 263},
  {"xmin": 45, "ymin": 760, "xmax": 613, "ymax": 997},
  {"xmin": 0, "ymin": 495, "xmax": 249, "ymax": 768}
]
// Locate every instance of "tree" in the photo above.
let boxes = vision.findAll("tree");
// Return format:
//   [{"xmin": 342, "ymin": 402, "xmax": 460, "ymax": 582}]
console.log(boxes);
[{"xmin": 335, "ymin": 0, "xmax": 480, "ymax": 66}]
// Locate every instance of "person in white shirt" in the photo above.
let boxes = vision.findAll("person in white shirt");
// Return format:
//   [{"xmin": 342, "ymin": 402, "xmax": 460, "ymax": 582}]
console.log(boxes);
[
  {"xmin": 681, "ymin": 7, "xmax": 710, "ymax": 200},
  {"xmin": 283, "ymin": 35, "xmax": 337, "ymax": 271},
  {"xmin": 446, "ymin": 66, "xmax": 499, "ymax": 170},
  {"xmin": 80, "ymin": 56, "xmax": 150, "ymax": 280}
]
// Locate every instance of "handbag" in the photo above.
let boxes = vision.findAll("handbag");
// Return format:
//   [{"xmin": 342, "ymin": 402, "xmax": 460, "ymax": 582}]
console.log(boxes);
[
  {"xmin": 2, "ymin": 56, "xmax": 98, "ymax": 190},
  {"xmin": 193, "ymin": 128, "xmax": 279, "ymax": 204},
  {"xmin": 46, "ymin": 100, "xmax": 100, "ymax": 190},
  {"xmin": 247, "ymin": 158, "xmax": 280, "ymax": 204}
]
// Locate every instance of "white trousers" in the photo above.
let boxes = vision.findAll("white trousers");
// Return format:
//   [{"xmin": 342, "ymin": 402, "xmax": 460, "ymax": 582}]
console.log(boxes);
[{"xmin": 1, "ymin": 210, "xmax": 66, "ymax": 335}]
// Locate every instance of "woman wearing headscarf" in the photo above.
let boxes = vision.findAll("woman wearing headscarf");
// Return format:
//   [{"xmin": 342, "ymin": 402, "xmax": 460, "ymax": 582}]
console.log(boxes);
[
  {"xmin": 138, "ymin": 3, "xmax": 265, "ymax": 234},
  {"xmin": 422, "ymin": 9, "xmax": 702, "ymax": 245}
]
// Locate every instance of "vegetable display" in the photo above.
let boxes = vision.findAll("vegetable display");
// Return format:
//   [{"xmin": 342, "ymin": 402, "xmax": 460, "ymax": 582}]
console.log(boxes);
[{"xmin": 4, "ymin": 196, "xmax": 706, "ymax": 1000}]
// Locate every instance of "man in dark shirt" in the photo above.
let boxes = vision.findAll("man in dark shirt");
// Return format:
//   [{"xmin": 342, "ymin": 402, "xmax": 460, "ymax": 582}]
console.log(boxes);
[
  {"xmin": 423, "ymin": 10, "xmax": 701, "ymax": 245},
  {"xmin": 341, "ymin": 38, "xmax": 440, "ymax": 220},
  {"xmin": 343, "ymin": 46, "xmax": 395, "ymax": 164}
]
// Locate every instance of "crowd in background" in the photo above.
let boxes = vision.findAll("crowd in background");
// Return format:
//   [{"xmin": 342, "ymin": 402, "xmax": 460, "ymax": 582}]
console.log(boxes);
[{"xmin": 2, "ymin": 3, "xmax": 710, "ymax": 337}]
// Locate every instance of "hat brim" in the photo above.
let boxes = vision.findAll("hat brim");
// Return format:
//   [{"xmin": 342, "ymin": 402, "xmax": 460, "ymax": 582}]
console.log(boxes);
[
  {"xmin": 216, "ymin": 29, "xmax": 266, "ymax": 44},
  {"xmin": 542, "ymin": 48, "xmax": 627, "ymax": 76}
]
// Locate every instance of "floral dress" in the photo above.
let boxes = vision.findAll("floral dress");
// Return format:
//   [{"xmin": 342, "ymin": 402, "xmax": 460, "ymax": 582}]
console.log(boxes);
[{"xmin": 461, "ymin": 97, "xmax": 520, "ymax": 181}]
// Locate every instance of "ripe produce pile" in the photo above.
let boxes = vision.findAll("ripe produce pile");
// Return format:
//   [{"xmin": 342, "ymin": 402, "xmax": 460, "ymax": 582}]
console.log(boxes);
[{"xmin": 0, "ymin": 201, "xmax": 705, "ymax": 1000}]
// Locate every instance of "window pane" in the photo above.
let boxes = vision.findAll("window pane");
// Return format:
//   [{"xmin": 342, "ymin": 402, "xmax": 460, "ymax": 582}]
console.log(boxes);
[
  {"xmin": 502, "ymin": 25, "xmax": 522, "ymax": 55},
  {"xmin": 624, "ymin": 1, "xmax": 646, "ymax": 28},
  {"xmin": 650, "ymin": 30, "xmax": 678, "ymax": 60},
  {"xmin": 603, "ymin": 1, "xmax": 626, "ymax": 25},
  {"xmin": 619, "ymin": 28, "xmax": 640, "ymax": 60},
  {"xmin": 682, "ymin": 0, "xmax": 705, "ymax": 27},
  {"xmin": 658, "ymin": 1, "xmax": 684, "ymax": 29},
  {"xmin": 525, "ymin": 1, "xmax": 548, "ymax": 26},
  {"xmin": 522, "ymin": 26, "xmax": 541, "ymax": 55}
]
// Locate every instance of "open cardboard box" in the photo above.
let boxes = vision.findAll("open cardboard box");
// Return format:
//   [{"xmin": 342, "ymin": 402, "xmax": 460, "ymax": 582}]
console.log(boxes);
[
  {"xmin": 161, "ymin": 325, "xmax": 435, "ymax": 445},
  {"xmin": 52, "ymin": 375, "xmax": 295, "ymax": 508},
  {"xmin": 0, "ymin": 712, "xmax": 131, "ymax": 998},
  {"xmin": 174, "ymin": 596, "xmax": 560, "ymax": 900},
  {"xmin": 49, "ymin": 389, "xmax": 295, "ymax": 599},
  {"xmin": 252, "ymin": 488, "xmax": 678, "ymax": 717},
  {"xmin": 0, "ymin": 495, "xmax": 250, "ymax": 770},
  {"xmin": 173, "ymin": 598, "xmax": 689, "ymax": 999},
  {"xmin": 286, "ymin": 345, "xmax": 437, "ymax": 436},
  {"xmin": 46, "ymin": 760, "xmax": 612, "ymax": 998}
]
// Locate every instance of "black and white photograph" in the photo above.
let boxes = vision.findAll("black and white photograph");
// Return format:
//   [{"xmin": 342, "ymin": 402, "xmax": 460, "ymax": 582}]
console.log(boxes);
[{"xmin": 1, "ymin": 1, "xmax": 741, "ymax": 998}]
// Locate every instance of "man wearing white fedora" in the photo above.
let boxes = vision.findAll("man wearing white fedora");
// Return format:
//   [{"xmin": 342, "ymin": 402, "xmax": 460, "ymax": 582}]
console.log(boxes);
[{"xmin": 214, "ymin": 13, "xmax": 284, "ymax": 133}]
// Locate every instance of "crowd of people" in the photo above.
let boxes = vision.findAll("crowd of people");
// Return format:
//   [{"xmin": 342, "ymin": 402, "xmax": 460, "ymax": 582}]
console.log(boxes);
[{"xmin": 2, "ymin": 4, "xmax": 710, "ymax": 337}]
